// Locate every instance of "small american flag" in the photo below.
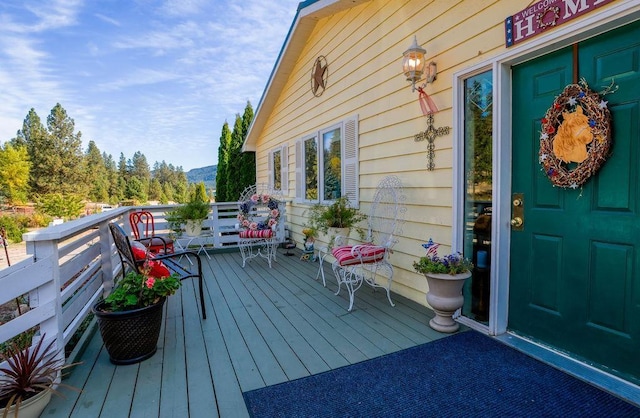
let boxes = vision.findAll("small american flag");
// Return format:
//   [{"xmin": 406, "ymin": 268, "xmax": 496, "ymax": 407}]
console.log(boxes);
[{"xmin": 422, "ymin": 238, "xmax": 440, "ymax": 256}]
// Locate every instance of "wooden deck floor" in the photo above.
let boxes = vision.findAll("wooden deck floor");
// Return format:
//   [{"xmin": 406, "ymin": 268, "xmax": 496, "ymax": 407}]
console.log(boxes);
[{"xmin": 42, "ymin": 248, "xmax": 447, "ymax": 418}]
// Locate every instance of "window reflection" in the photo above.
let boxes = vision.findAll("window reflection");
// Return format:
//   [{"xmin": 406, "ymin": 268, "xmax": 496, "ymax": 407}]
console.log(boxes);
[
  {"xmin": 462, "ymin": 71, "xmax": 493, "ymax": 324},
  {"xmin": 322, "ymin": 128, "xmax": 341, "ymax": 200}
]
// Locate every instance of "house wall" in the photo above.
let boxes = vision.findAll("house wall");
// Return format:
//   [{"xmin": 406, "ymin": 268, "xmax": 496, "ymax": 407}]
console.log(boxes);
[{"xmin": 249, "ymin": 0, "xmax": 618, "ymax": 305}]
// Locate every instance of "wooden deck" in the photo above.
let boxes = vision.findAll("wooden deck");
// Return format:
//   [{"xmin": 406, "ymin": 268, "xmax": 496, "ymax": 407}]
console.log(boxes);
[{"xmin": 42, "ymin": 248, "xmax": 447, "ymax": 418}]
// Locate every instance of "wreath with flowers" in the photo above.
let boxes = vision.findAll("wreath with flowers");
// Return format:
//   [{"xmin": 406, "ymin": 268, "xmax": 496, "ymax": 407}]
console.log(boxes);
[
  {"xmin": 237, "ymin": 193, "xmax": 281, "ymax": 231},
  {"xmin": 538, "ymin": 79, "xmax": 615, "ymax": 189}
]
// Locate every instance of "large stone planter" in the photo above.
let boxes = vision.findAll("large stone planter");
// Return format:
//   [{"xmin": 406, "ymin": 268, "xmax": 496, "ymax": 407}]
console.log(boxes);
[
  {"xmin": 92, "ymin": 298, "xmax": 166, "ymax": 365},
  {"xmin": 424, "ymin": 272, "xmax": 471, "ymax": 333}
]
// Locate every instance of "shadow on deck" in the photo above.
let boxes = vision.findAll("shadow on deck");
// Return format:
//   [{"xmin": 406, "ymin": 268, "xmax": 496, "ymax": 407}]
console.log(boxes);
[{"xmin": 43, "ymin": 247, "xmax": 446, "ymax": 418}]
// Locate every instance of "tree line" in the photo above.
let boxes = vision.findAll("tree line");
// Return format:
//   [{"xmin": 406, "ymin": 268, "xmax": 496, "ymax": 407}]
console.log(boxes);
[{"xmin": 0, "ymin": 103, "xmax": 191, "ymax": 211}]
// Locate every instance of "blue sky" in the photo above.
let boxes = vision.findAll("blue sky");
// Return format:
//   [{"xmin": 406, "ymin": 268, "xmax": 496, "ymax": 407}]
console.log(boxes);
[{"xmin": 0, "ymin": 0, "xmax": 300, "ymax": 171}]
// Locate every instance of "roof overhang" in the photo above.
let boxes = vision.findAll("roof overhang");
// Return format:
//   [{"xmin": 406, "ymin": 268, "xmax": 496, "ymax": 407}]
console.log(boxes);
[{"xmin": 243, "ymin": 0, "xmax": 371, "ymax": 152}]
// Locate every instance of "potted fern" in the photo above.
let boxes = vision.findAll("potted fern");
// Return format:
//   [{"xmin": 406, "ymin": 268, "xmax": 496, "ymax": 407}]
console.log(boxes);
[{"xmin": 305, "ymin": 196, "xmax": 366, "ymax": 247}]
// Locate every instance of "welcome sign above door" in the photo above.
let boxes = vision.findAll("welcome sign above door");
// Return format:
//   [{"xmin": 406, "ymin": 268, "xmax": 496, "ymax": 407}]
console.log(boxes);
[{"xmin": 505, "ymin": 0, "xmax": 616, "ymax": 47}]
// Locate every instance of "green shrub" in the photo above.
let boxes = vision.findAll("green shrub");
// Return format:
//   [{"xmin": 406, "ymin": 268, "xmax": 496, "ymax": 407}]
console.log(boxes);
[{"xmin": 0, "ymin": 215, "xmax": 27, "ymax": 242}]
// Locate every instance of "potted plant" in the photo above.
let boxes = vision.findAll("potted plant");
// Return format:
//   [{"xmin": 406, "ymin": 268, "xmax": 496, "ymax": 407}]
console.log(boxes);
[
  {"xmin": 413, "ymin": 239, "xmax": 474, "ymax": 333},
  {"xmin": 166, "ymin": 198, "xmax": 210, "ymax": 237},
  {"xmin": 92, "ymin": 259, "xmax": 181, "ymax": 365},
  {"xmin": 0, "ymin": 335, "xmax": 79, "ymax": 418},
  {"xmin": 305, "ymin": 196, "xmax": 366, "ymax": 247}
]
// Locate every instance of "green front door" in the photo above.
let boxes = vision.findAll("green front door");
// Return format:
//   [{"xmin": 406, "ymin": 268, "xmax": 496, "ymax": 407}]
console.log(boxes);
[{"xmin": 510, "ymin": 20, "xmax": 640, "ymax": 383}]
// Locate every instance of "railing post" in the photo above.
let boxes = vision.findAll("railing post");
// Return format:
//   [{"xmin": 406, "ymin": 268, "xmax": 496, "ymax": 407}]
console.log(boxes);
[
  {"xmin": 98, "ymin": 218, "xmax": 116, "ymax": 297},
  {"xmin": 25, "ymin": 238, "xmax": 65, "ymax": 362}
]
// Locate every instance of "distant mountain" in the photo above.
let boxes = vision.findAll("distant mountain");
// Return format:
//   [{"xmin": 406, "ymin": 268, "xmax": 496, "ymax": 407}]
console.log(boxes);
[{"xmin": 186, "ymin": 165, "xmax": 217, "ymax": 189}]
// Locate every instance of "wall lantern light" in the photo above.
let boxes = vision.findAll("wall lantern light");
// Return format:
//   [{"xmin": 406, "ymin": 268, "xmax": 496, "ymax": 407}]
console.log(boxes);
[{"xmin": 402, "ymin": 36, "xmax": 437, "ymax": 92}]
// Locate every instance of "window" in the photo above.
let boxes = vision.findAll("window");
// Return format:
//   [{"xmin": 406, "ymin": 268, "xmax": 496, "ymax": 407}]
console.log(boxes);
[
  {"xmin": 460, "ymin": 70, "xmax": 493, "ymax": 325},
  {"xmin": 296, "ymin": 115, "xmax": 359, "ymax": 205},
  {"xmin": 268, "ymin": 145, "xmax": 288, "ymax": 194}
]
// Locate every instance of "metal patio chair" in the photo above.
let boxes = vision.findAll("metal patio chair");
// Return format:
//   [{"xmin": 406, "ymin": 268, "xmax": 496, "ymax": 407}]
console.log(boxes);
[{"xmin": 331, "ymin": 175, "xmax": 406, "ymax": 311}]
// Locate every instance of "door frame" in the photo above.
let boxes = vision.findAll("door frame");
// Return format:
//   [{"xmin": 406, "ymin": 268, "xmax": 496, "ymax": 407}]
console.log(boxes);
[{"xmin": 452, "ymin": 2, "xmax": 640, "ymax": 336}]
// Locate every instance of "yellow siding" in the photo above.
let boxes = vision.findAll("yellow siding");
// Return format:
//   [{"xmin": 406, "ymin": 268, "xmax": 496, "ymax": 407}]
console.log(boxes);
[{"xmin": 250, "ymin": 0, "xmax": 570, "ymax": 304}]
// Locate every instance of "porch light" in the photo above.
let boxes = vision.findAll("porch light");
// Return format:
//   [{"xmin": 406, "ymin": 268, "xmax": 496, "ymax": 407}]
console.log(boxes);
[{"xmin": 402, "ymin": 36, "xmax": 437, "ymax": 92}]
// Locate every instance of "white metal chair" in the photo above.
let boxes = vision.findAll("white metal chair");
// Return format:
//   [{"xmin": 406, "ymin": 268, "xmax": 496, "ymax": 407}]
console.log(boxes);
[
  {"xmin": 331, "ymin": 175, "xmax": 406, "ymax": 311},
  {"xmin": 237, "ymin": 184, "xmax": 285, "ymax": 268}
]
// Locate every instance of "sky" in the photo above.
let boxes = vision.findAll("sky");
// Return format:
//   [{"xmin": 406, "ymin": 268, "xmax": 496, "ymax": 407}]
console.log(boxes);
[{"xmin": 0, "ymin": 0, "xmax": 301, "ymax": 171}]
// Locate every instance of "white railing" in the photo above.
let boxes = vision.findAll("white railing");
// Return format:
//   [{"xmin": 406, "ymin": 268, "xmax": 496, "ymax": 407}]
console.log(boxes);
[{"xmin": 0, "ymin": 202, "xmax": 266, "ymax": 365}]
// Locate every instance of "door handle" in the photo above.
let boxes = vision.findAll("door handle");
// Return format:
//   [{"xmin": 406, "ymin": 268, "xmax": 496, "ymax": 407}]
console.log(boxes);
[{"xmin": 511, "ymin": 193, "xmax": 524, "ymax": 231}]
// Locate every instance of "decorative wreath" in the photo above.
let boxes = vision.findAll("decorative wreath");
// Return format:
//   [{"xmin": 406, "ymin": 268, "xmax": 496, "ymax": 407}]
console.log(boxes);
[
  {"xmin": 237, "ymin": 193, "xmax": 280, "ymax": 230},
  {"xmin": 539, "ymin": 79, "xmax": 614, "ymax": 189}
]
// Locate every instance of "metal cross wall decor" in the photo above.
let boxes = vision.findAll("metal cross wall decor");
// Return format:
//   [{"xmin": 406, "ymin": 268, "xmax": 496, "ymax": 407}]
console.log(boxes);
[{"xmin": 414, "ymin": 113, "xmax": 451, "ymax": 170}]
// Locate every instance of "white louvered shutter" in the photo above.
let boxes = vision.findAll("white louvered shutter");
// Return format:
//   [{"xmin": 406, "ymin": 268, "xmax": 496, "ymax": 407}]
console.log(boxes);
[{"xmin": 342, "ymin": 114, "xmax": 359, "ymax": 208}]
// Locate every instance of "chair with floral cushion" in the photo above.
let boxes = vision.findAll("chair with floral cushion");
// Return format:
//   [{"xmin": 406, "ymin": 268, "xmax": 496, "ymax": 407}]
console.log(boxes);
[
  {"xmin": 236, "ymin": 184, "xmax": 285, "ymax": 268},
  {"xmin": 330, "ymin": 175, "xmax": 406, "ymax": 311}
]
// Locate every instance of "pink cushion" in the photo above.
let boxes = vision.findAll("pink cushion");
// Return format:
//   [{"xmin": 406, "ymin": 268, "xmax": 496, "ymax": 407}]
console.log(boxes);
[
  {"xmin": 332, "ymin": 244, "xmax": 386, "ymax": 266},
  {"xmin": 239, "ymin": 229, "xmax": 273, "ymax": 239}
]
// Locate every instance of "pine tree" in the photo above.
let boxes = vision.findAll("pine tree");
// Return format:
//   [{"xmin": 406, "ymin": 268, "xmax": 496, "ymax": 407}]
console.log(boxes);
[
  {"xmin": 215, "ymin": 121, "xmax": 231, "ymax": 201},
  {"xmin": 85, "ymin": 141, "xmax": 109, "ymax": 202},
  {"xmin": 43, "ymin": 103, "xmax": 87, "ymax": 196},
  {"xmin": 238, "ymin": 102, "xmax": 256, "ymax": 190}
]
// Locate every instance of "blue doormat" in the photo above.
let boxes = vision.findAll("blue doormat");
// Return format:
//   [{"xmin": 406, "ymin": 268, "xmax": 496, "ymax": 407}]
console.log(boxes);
[{"xmin": 243, "ymin": 331, "xmax": 639, "ymax": 417}]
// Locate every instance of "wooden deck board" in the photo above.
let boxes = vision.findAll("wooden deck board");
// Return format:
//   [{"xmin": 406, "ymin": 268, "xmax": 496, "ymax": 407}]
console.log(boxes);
[{"xmin": 43, "ymin": 248, "xmax": 447, "ymax": 417}]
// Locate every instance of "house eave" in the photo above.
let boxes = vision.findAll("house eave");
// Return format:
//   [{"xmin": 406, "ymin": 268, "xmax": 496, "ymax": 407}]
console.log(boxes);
[{"xmin": 242, "ymin": 0, "xmax": 371, "ymax": 152}]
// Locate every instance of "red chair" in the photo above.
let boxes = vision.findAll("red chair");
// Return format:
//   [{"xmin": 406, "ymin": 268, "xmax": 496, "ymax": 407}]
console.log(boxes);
[{"xmin": 129, "ymin": 211, "xmax": 174, "ymax": 254}]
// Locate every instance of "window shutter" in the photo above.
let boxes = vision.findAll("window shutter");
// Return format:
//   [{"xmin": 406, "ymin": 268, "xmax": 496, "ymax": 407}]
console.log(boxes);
[
  {"xmin": 267, "ymin": 150, "xmax": 274, "ymax": 190},
  {"xmin": 281, "ymin": 144, "xmax": 289, "ymax": 196},
  {"xmin": 295, "ymin": 139, "xmax": 303, "ymax": 202},
  {"xmin": 342, "ymin": 114, "xmax": 359, "ymax": 207}
]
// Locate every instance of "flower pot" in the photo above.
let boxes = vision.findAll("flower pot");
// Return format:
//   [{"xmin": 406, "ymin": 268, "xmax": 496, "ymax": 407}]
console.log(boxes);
[
  {"xmin": 0, "ymin": 387, "xmax": 52, "ymax": 418},
  {"xmin": 327, "ymin": 227, "xmax": 350, "ymax": 247},
  {"xmin": 424, "ymin": 272, "xmax": 471, "ymax": 333},
  {"xmin": 92, "ymin": 298, "xmax": 166, "ymax": 365},
  {"xmin": 184, "ymin": 220, "xmax": 203, "ymax": 237}
]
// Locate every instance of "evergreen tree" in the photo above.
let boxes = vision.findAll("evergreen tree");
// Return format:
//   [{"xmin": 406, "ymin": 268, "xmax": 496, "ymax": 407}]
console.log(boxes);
[
  {"xmin": 0, "ymin": 143, "xmax": 30, "ymax": 205},
  {"xmin": 148, "ymin": 178, "xmax": 163, "ymax": 201},
  {"xmin": 85, "ymin": 141, "xmax": 109, "ymax": 202},
  {"xmin": 131, "ymin": 151, "xmax": 151, "ymax": 192},
  {"xmin": 192, "ymin": 182, "xmax": 208, "ymax": 203},
  {"xmin": 124, "ymin": 176, "xmax": 147, "ymax": 203},
  {"xmin": 216, "ymin": 121, "xmax": 231, "ymax": 201},
  {"xmin": 227, "ymin": 114, "xmax": 244, "ymax": 200},
  {"xmin": 43, "ymin": 103, "xmax": 87, "ymax": 196},
  {"xmin": 103, "ymin": 152, "xmax": 121, "ymax": 204},
  {"xmin": 239, "ymin": 102, "xmax": 256, "ymax": 190}
]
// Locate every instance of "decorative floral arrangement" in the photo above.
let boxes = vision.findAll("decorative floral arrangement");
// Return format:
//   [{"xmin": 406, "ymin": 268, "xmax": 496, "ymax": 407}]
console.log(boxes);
[
  {"xmin": 237, "ymin": 193, "xmax": 280, "ymax": 230},
  {"xmin": 100, "ymin": 260, "xmax": 181, "ymax": 312},
  {"xmin": 539, "ymin": 78, "xmax": 615, "ymax": 189},
  {"xmin": 413, "ymin": 239, "xmax": 473, "ymax": 275}
]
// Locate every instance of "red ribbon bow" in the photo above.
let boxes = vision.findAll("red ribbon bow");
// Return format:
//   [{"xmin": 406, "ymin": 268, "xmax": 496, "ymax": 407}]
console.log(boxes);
[{"xmin": 417, "ymin": 86, "xmax": 438, "ymax": 115}]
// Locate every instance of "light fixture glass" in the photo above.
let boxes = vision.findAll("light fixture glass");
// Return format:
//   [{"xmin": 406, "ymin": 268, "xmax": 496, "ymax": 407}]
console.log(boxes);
[{"xmin": 402, "ymin": 36, "xmax": 437, "ymax": 91}]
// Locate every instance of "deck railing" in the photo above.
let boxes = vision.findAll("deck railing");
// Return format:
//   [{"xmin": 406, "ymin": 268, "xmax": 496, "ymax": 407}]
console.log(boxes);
[{"xmin": 0, "ymin": 202, "xmax": 270, "ymax": 367}]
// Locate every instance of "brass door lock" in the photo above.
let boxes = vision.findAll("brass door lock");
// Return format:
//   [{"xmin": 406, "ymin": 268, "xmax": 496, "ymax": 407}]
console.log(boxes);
[{"xmin": 511, "ymin": 193, "xmax": 524, "ymax": 231}]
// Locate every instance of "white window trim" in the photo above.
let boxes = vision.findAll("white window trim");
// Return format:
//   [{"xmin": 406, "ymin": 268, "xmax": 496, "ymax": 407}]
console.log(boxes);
[
  {"xmin": 295, "ymin": 114, "xmax": 359, "ymax": 206},
  {"xmin": 268, "ymin": 145, "xmax": 288, "ymax": 194}
]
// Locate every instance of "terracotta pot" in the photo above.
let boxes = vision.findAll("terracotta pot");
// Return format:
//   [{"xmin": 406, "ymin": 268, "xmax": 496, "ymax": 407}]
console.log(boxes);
[
  {"xmin": 92, "ymin": 298, "xmax": 165, "ymax": 365},
  {"xmin": 424, "ymin": 272, "xmax": 471, "ymax": 333},
  {"xmin": 0, "ymin": 387, "xmax": 52, "ymax": 418}
]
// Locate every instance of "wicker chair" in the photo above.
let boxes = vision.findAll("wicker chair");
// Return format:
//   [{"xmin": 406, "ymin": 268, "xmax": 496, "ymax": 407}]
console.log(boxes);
[
  {"xmin": 331, "ymin": 175, "xmax": 406, "ymax": 311},
  {"xmin": 236, "ymin": 184, "xmax": 285, "ymax": 268}
]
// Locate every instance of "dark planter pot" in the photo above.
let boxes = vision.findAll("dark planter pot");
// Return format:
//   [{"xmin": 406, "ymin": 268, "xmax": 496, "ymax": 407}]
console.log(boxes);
[{"xmin": 92, "ymin": 298, "xmax": 166, "ymax": 365}]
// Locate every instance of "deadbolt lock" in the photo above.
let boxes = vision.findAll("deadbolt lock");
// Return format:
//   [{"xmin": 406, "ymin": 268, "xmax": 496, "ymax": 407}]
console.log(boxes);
[{"xmin": 511, "ymin": 193, "xmax": 524, "ymax": 231}]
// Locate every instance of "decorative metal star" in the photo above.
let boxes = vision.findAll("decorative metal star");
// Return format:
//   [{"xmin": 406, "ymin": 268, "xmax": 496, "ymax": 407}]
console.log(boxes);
[{"xmin": 311, "ymin": 56, "xmax": 328, "ymax": 97}]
